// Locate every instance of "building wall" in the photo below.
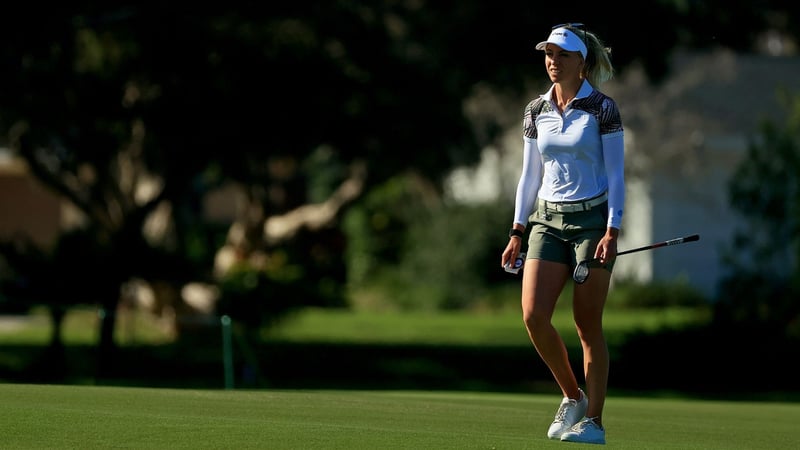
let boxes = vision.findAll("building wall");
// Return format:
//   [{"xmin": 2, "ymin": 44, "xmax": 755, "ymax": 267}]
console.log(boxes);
[
  {"xmin": 614, "ymin": 143, "xmax": 743, "ymax": 296},
  {"xmin": 609, "ymin": 50, "xmax": 800, "ymax": 297},
  {"xmin": 0, "ymin": 157, "xmax": 62, "ymax": 248}
]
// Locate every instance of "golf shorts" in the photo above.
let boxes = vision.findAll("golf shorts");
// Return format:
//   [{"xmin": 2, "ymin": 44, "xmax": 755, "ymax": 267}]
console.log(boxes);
[{"xmin": 526, "ymin": 199, "xmax": 615, "ymax": 272}]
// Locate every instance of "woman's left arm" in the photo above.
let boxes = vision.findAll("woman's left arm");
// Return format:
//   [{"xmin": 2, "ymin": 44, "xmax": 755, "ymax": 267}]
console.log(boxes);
[{"xmin": 602, "ymin": 132, "xmax": 625, "ymax": 229}]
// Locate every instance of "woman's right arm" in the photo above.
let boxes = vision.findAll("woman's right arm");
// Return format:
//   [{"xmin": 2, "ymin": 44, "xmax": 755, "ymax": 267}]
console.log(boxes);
[
  {"xmin": 502, "ymin": 138, "xmax": 542, "ymax": 268},
  {"xmin": 513, "ymin": 138, "xmax": 542, "ymax": 227}
]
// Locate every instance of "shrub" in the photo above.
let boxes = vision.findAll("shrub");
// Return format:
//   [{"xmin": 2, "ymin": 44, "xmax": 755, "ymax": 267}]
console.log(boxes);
[{"xmin": 609, "ymin": 278, "xmax": 708, "ymax": 309}]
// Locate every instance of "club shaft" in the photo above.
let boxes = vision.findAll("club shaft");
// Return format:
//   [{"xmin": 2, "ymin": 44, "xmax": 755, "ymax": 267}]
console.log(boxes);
[
  {"xmin": 587, "ymin": 234, "xmax": 699, "ymax": 262},
  {"xmin": 617, "ymin": 234, "xmax": 699, "ymax": 257},
  {"xmin": 575, "ymin": 234, "xmax": 699, "ymax": 283}
]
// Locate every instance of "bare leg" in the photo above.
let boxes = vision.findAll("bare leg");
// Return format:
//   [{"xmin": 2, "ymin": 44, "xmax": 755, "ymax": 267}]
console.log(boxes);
[
  {"xmin": 520, "ymin": 259, "xmax": 582, "ymax": 400},
  {"xmin": 572, "ymin": 267, "xmax": 611, "ymax": 426}
]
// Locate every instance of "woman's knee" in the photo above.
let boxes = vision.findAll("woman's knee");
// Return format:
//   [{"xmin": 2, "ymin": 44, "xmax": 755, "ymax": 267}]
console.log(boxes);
[
  {"xmin": 574, "ymin": 320, "xmax": 604, "ymax": 343},
  {"xmin": 523, "ymin": 310, "xmax": 555, "ymax": 336}
]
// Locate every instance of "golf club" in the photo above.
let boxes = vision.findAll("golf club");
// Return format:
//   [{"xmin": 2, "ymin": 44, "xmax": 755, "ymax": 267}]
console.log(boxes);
[{"xmin": 573, "ymin": 234, "xmax": 700, "ymax": 284}]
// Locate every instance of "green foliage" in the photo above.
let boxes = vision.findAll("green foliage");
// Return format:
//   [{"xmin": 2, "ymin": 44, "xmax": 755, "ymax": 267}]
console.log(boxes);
[
  {"xmin": 608, "ymin": 278, "xmax": 709, "ymax": 309},
  {"xmin": 714, "ymin": 273, "xmax": 800, "ymax": 340},
  {"xmin": 216, "ymin": 246, "xmax": 347, "ymax": 329},
  {"xmin": 217, "ymin": 265, "xmax": 296, "ymax": 329},
  {"xmin": 343, "ymin": 175, "xmax": 426, "ymax": 287},
  {"xmin": 1, "ymin": 3, "xmax": 513, "ymax": 353},
  {"xmin": 717, "ymin": 89, "xmax": 800, "ymax": 336},
  {"xmin": 345, "ymin": 178, "xmax": 514, "ymax": 311},
  {"xmin": 5, "ymin": 1, "xmax": 800, "ymax": 372},
  {"xmin": 0, "ymin": 229, "xmax": 124, "ymax": 310},
  {"xmin": 396, "ymin": 202, "xmax": 513, "ymax": 310}
]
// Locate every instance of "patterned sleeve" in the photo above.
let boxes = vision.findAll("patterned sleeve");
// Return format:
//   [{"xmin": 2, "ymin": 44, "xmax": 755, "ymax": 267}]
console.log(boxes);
[
  {"xmin": 523, "ymin": 98, "xmax": 546, "ymax": 140},
  {"xmin": 599, "ymin": 96, "xmax": 623, "ymax": 135},
  {"xmin": 601, "ymin": 95, "xmax": 625, "ymax": 228}
]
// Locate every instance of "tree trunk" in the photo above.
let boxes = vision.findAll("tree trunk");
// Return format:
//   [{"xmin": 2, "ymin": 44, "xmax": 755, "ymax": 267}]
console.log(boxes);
[
  {"xmin": 95, "ymin": 299, "xmax": 119, "ymax": 379},
  {"xmin": 42, "ymin": 305, "xmax": 67, "ymax": 379}
]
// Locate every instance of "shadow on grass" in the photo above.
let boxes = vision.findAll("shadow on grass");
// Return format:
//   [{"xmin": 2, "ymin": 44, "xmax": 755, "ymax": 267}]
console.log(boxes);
[{"xmin": 1, "ymin": 323, "xmax": 796, "ymax": 401}]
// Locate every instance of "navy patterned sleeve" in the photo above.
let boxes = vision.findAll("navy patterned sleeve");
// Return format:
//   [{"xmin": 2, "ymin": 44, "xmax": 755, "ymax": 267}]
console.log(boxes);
[
  {"xmin": 523, "ymin": 98, "xmax": 547, "ymax": 140},
  {"xmin": 599, "ymin": 96, "xmax": 623, "ymax": 135},
  {"xmin": 573, "ymin": 91, "xmax": 623, "ymax": 135}
]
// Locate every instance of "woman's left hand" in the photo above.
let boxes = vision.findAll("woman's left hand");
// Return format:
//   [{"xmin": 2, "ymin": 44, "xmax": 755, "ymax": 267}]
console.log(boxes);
[{"xmin": 594, "ymin": 227, "xmax": 619, "ymax": 264}]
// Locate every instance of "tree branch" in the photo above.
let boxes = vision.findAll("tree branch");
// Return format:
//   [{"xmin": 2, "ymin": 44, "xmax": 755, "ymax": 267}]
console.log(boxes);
[{"xmin": 262, "ymin": 160, "xmax": 367, "ymax": 245}]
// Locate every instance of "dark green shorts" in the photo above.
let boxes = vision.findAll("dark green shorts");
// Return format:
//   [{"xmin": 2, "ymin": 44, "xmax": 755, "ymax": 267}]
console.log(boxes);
[{"xmin": 526, "ymin": 200, "xmax": 614, "ymax": 271}]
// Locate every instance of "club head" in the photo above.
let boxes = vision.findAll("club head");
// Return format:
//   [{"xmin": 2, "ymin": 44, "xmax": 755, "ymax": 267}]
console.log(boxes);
[{"xmin": 573, "ymin": 261, "xmax": 590, "ymax": 284}]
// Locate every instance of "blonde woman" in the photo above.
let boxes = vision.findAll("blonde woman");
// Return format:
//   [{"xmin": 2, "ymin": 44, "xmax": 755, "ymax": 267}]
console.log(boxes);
[{"xmin": 501, "ymin": 23, "xmax": 624, "ymax": 445}]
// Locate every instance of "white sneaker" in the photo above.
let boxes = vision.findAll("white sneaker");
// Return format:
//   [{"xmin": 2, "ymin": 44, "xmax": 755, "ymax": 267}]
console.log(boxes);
[
  {"xmin": 546, "ymin": 389, "xmax": 587, "ymax": 439},
  {"xmin": 560, "ymin": 417, "xmax": 606, "ymax": 444}
]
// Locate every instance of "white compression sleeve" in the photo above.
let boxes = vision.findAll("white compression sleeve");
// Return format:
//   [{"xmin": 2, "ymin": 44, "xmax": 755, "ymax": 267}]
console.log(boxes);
[
  {"xmin": 513, "ymin": 138, "xmax": 543, "ymax": 227},
  {"xmin": 602, "ymin": 132, "xmax": 625, "ymax": 229}
]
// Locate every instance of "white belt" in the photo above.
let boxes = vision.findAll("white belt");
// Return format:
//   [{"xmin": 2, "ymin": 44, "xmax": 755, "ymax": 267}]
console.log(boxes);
[{"xmin": 539, "ymin": 192, "xmax": 608, "ymax": 213}]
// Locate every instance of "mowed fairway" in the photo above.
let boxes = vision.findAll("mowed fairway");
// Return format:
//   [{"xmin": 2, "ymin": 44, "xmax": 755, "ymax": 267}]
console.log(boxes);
[{"xmin": 2, "ymin": 383, "xmax": 798, "ymax": 449}]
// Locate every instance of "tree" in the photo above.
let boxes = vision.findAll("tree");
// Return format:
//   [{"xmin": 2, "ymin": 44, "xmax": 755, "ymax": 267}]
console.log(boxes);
[
  {"xmin": 0, "ymin": 2, "xmax": 519, "ymax": 377},
  {"xmin": 716, "ymin": 88, "xmax": 800, "ymax": 340},
  {"xmin": 2, "ymin": 1, "xmax": 796, "ymax": 382}
]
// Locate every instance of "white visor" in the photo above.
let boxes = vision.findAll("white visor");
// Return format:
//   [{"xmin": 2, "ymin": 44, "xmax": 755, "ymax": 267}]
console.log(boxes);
[{"xmin": 535, "ymin": 27, "xmax": 587, "ymax": 58}]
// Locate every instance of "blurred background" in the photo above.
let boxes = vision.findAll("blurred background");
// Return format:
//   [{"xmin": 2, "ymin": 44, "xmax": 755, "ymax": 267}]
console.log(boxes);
[{"xmin": 0, "ymin": 1, "xmax": 798, "ymax": 394}]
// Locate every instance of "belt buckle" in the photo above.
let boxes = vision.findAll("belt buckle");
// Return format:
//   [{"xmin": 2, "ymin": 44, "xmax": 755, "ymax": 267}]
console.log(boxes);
[{"xmin": 541, "ymin": 202, "xmax": 553, "ymax": 220}]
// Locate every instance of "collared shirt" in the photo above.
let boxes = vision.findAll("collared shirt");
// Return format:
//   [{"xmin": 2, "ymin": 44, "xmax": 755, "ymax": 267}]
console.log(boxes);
[{"xmin": 513, "ymin": 80, "xmax": 625, "ymax": 228}]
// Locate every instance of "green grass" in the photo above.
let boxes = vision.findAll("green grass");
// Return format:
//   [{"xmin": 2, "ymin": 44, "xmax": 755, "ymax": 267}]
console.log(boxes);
[
  {"xmin": 1, "ymin": 304, "xmax": 710, "ymax": 349},
  {"xmin": 0, "ymin": 306, "xmax": 173, "ymax": 346},
  {"xmin": 1, "ymin": 306, "xmax": 796, "ymax": 448},
  {"xmin": 263, "ymin": 306, "xmax": 710, "ymax": 350},
  {"xmin": 2, "ymin": 383, "xmax": 797, "ymax": 449}
]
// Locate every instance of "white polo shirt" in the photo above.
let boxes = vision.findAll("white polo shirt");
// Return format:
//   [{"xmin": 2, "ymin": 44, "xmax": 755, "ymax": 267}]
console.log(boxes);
[{"xmin": 513, "ymin": 80, "xmax": 625, "ymax": 229}]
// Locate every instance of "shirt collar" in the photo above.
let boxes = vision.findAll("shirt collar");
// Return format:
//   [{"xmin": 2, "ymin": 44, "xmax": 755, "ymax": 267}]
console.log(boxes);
[{"xmin": 542, "ymin": 79, "xmax": 595, "ymax": 103}]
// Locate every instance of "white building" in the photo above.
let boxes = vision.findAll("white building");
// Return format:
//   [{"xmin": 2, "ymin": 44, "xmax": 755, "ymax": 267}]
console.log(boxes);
[{"xmin": 611, "ymin": 50, "xmax": 800, "ymax": 297}]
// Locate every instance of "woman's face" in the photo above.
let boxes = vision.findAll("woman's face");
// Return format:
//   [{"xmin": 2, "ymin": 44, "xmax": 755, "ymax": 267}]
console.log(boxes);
[{"xmin": 543, "ymin": 44, "xmax": 584, "ymax": 83}]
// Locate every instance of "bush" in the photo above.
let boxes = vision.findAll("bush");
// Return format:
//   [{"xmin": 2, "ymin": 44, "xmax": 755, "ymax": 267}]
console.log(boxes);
[
  {"xmin": 344, "ymin": 175, "xmax": 517, "ymax": 311},
  {"xmin": 609, "ymin": 278, "xmax": 708, "ymax": 309}
]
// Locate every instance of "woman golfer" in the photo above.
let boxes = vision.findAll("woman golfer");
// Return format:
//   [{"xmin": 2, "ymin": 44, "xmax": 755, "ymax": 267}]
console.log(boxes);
[{"xmin": 501, "ymin": 23, "xmax": 624, "ymax": 445}]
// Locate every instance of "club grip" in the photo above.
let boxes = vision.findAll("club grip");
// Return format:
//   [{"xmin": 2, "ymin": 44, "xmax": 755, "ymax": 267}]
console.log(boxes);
[{"xmin": 666, "ymin": 234, "xmax": 699, "ymax": 246}]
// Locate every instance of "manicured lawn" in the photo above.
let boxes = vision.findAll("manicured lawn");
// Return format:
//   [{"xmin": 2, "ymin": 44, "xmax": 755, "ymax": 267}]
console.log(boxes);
[
  {"xmin": 2, "ymin": 383, "xmax": 796, "ymax": 449},
  {"xmin": 2, "ymin": 304, "xmax": 797, "ymax": 449}
]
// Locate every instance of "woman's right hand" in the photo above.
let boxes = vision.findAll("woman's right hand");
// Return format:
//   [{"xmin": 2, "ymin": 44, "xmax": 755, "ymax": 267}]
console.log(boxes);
[{"xmin": 501, "ymin": 236, "xmax": 523, "ymax": 268}]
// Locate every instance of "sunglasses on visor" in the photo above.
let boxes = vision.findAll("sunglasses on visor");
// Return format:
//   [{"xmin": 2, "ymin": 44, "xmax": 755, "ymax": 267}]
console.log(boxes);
[{"xmin": 552, "ymin": 22, "xmax": 588, "ymax": 54}]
